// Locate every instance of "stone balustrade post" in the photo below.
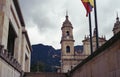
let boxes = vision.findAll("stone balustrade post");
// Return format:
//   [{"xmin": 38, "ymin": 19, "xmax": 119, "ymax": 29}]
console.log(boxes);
[{"xmin": 0, "ymin": 44, "xmax": 4, "ymax": 53}]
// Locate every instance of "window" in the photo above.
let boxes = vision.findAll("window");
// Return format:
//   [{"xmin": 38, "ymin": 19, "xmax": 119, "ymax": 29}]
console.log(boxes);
[
  {"xmin": 7, "ymin": 22, "xmax": 17, "ymax": 56},
  {"xmin": 25, "ymin": 54, "xmax": 29, "ymax": 71},
  {"xmin": 66, "ymin": 31, "xmax": 70, "ymax": 36},
  {"xmin": 66, "ymin": 46, "xmax": 70, "ymax": 53}
]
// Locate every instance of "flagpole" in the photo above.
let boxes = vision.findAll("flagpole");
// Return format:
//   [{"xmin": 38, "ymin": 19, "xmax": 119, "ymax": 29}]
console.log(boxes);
[
  {"xmin": 93, "ymin": 0, "xmax": 99, "ymax": 49},
  {"xmin": 88, "ymin": 13, "xmax": 93, "ymax": 54}
]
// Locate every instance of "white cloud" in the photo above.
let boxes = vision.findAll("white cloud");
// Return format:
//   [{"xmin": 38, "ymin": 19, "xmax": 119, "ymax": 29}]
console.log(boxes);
[{"xmin": 19, "ymin": 0, "xmax": 120, "ymax": 49}]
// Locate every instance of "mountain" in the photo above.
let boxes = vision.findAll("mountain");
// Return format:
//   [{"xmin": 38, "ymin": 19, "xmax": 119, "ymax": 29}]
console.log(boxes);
[
  {"xmin": 74, "ymin": 45, "xmax": 83, "ymax": 53},
  {"xmin": 31, "ymin": 44, "xmax": 83, "ymax": 72}
]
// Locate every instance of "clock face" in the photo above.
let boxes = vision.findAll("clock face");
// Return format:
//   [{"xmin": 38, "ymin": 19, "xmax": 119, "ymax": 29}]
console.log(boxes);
[{"xmin": 66, "ymin": 36, "xmax": 69, "ymax": 39}]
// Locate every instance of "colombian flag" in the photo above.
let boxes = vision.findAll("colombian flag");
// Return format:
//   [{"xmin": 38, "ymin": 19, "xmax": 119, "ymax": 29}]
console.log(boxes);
[{"xmin": 81, "ymin": 0, "xmax": 94, "ymax": 16}]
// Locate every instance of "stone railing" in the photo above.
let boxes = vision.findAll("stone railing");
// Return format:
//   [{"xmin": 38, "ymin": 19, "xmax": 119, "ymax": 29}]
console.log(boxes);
[
  {"xmin": 0, "ymin": 44, "xmax": 22, "ymax": 73},
  {"xmin": 61, "ymin": 54, "xmax": 88, "ymax": 60},
  {"xmin": 61, "ymin": 35, "xmax": 73, "ymax": 40}
]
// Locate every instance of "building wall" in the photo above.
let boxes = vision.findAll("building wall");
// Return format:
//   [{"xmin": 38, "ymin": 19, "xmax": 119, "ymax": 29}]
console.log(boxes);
[
  {"xmin": 61, "ymin": 15, "xmax": 75, "ymax": 73},
  {"xmin": 0, "ymin": 58, "xmax": 21, "ymax": 77},
  {"xmin": 83, "ymin": 41, "xmax": 91, "ymax": 55},
  {"xmin": 0, "ymin": 0, "xmax": 23, "ymax": 61},
  {"xmin": 70, "ymin": 32, "xmax": 120, "ymax": 77},
  {"xmin": 21, "ymin": 29, "xmax": 31, "ymax": 72},
  {"xmin": 83, "ymin": 37, "xmax": 106, "ymax": 55},
  {"xmin": 0, "ymin": 0, "xmax": 31, "ymax": 77},
  {"xmin": 61, "ymin": 41, "xmax": 74, "ymax": 56},
  {"xmin": 24, "ymin": 72, "xmax": 66, "ymax": 77}
]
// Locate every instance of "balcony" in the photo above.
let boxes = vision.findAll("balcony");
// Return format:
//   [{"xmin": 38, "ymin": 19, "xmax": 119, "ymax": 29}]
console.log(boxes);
[{"xmin": 0, "ymin": 44, "xmax": 22, "ymax": 73}]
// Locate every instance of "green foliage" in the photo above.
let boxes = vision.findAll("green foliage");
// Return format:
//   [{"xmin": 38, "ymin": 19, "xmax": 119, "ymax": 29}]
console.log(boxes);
[{"xmin": 30, "ymin": 61, "xmax": 45, "ymax": 72}]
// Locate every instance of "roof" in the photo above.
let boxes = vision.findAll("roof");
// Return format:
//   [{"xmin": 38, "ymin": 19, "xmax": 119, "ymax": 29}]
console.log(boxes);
[
  {"xmin": 61, "ymin": 15, "xmax": 73, "ymax": 29},
  {"xmin": 13, "ymin": 0, "xmax": 25, "ymax": 26},
  {"xmin": 82, "ymin": 36, "xmax": 106, "ymax": 42},
  {"xmin": 113, "ymin": 16, "xmax": 120, "ymax": 29}
]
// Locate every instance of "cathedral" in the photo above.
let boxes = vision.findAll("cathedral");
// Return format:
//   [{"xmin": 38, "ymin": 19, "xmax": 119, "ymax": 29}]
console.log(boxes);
[
  {"xmin": 113, "ymin": 14, "xmax": 120, "ymax": 34},
  {"xmin": 0, "ymin": 0, "xmax": 120, "ymax": 77},
  {"xmin": 60, "ymin": 14, "xmax": 108, "ymax": 73}
]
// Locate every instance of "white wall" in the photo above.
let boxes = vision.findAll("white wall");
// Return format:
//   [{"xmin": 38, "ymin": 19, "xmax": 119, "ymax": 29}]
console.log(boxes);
[{"xmin": 0, "ymin": 58, "xmax": 21, "ymax": 77}]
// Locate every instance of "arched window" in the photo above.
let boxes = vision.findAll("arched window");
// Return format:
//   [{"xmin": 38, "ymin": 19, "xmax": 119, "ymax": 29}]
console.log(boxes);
[
  {"xmin": 66, "ymin": 46, "xmax": 70, "ymax": 53},
  {"xmin": 66, "ymin": 31, "xmax": 70, "ymax": 36}
]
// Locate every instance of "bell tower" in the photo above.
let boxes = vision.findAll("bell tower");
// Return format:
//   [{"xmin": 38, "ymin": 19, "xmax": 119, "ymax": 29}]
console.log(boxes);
[
  {"xmin": 60, "ymin": 13, "xmax": 75, "ymax": 73},
  {"xmin": 113, "ymin": 13, "xmax": 120, "ymax": 35}
]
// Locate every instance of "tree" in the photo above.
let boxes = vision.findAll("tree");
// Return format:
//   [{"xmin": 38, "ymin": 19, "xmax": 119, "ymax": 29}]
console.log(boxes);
[{"xmin": 30, "ymin": 61, "xmax": 45, "ymax": 72}]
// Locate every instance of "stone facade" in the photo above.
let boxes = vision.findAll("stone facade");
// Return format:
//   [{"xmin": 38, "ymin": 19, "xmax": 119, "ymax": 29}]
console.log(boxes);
[
  {"xmin": 60, "ymin": 14, "xmax": 120, "ymax": 73},
  {"xmin": 60, "ymin": 14, "xmax": 106, "ymax": 73},
  {"xmin": 24, "ymin": 72, "xmax": 66, "ymax": 77},
  {"xmin": 0, "ymin": 52, "xmax": 21, "ymax": 77},
  {"xmin": 70, "ymin": 31, "xmax": 120, "ymax": 77},
  {"xmin": 82, "ymin": 28, "xmax": 106, "ymax": 55},
  {"xmin": 61, "ymin": 15, "xmax": 75, "ymax": 73},
  {"xmin": 60, "ymin": 15, "xmax": 88, "ymax": 73},
  {"xmin": 0, "ymin": 0, "xmax": 31, "ymax": 77}
]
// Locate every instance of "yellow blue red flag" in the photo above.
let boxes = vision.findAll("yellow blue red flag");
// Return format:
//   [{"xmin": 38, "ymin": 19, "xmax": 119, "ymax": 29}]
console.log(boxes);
[{"xmin": 81, "ymin": 0, "xmax": 94, "ymax": 16}]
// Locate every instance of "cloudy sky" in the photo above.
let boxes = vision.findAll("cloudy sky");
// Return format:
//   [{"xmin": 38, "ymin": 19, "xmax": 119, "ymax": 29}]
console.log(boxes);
[{"xmin": 19, "ymin": 0, "xmax": 120, "ymax": 49}]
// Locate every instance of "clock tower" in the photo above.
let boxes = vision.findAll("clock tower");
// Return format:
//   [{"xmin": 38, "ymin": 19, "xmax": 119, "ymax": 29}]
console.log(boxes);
[{"xmin": 60, "ymin": 13, "xmax": 75, "ymax": 73}]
